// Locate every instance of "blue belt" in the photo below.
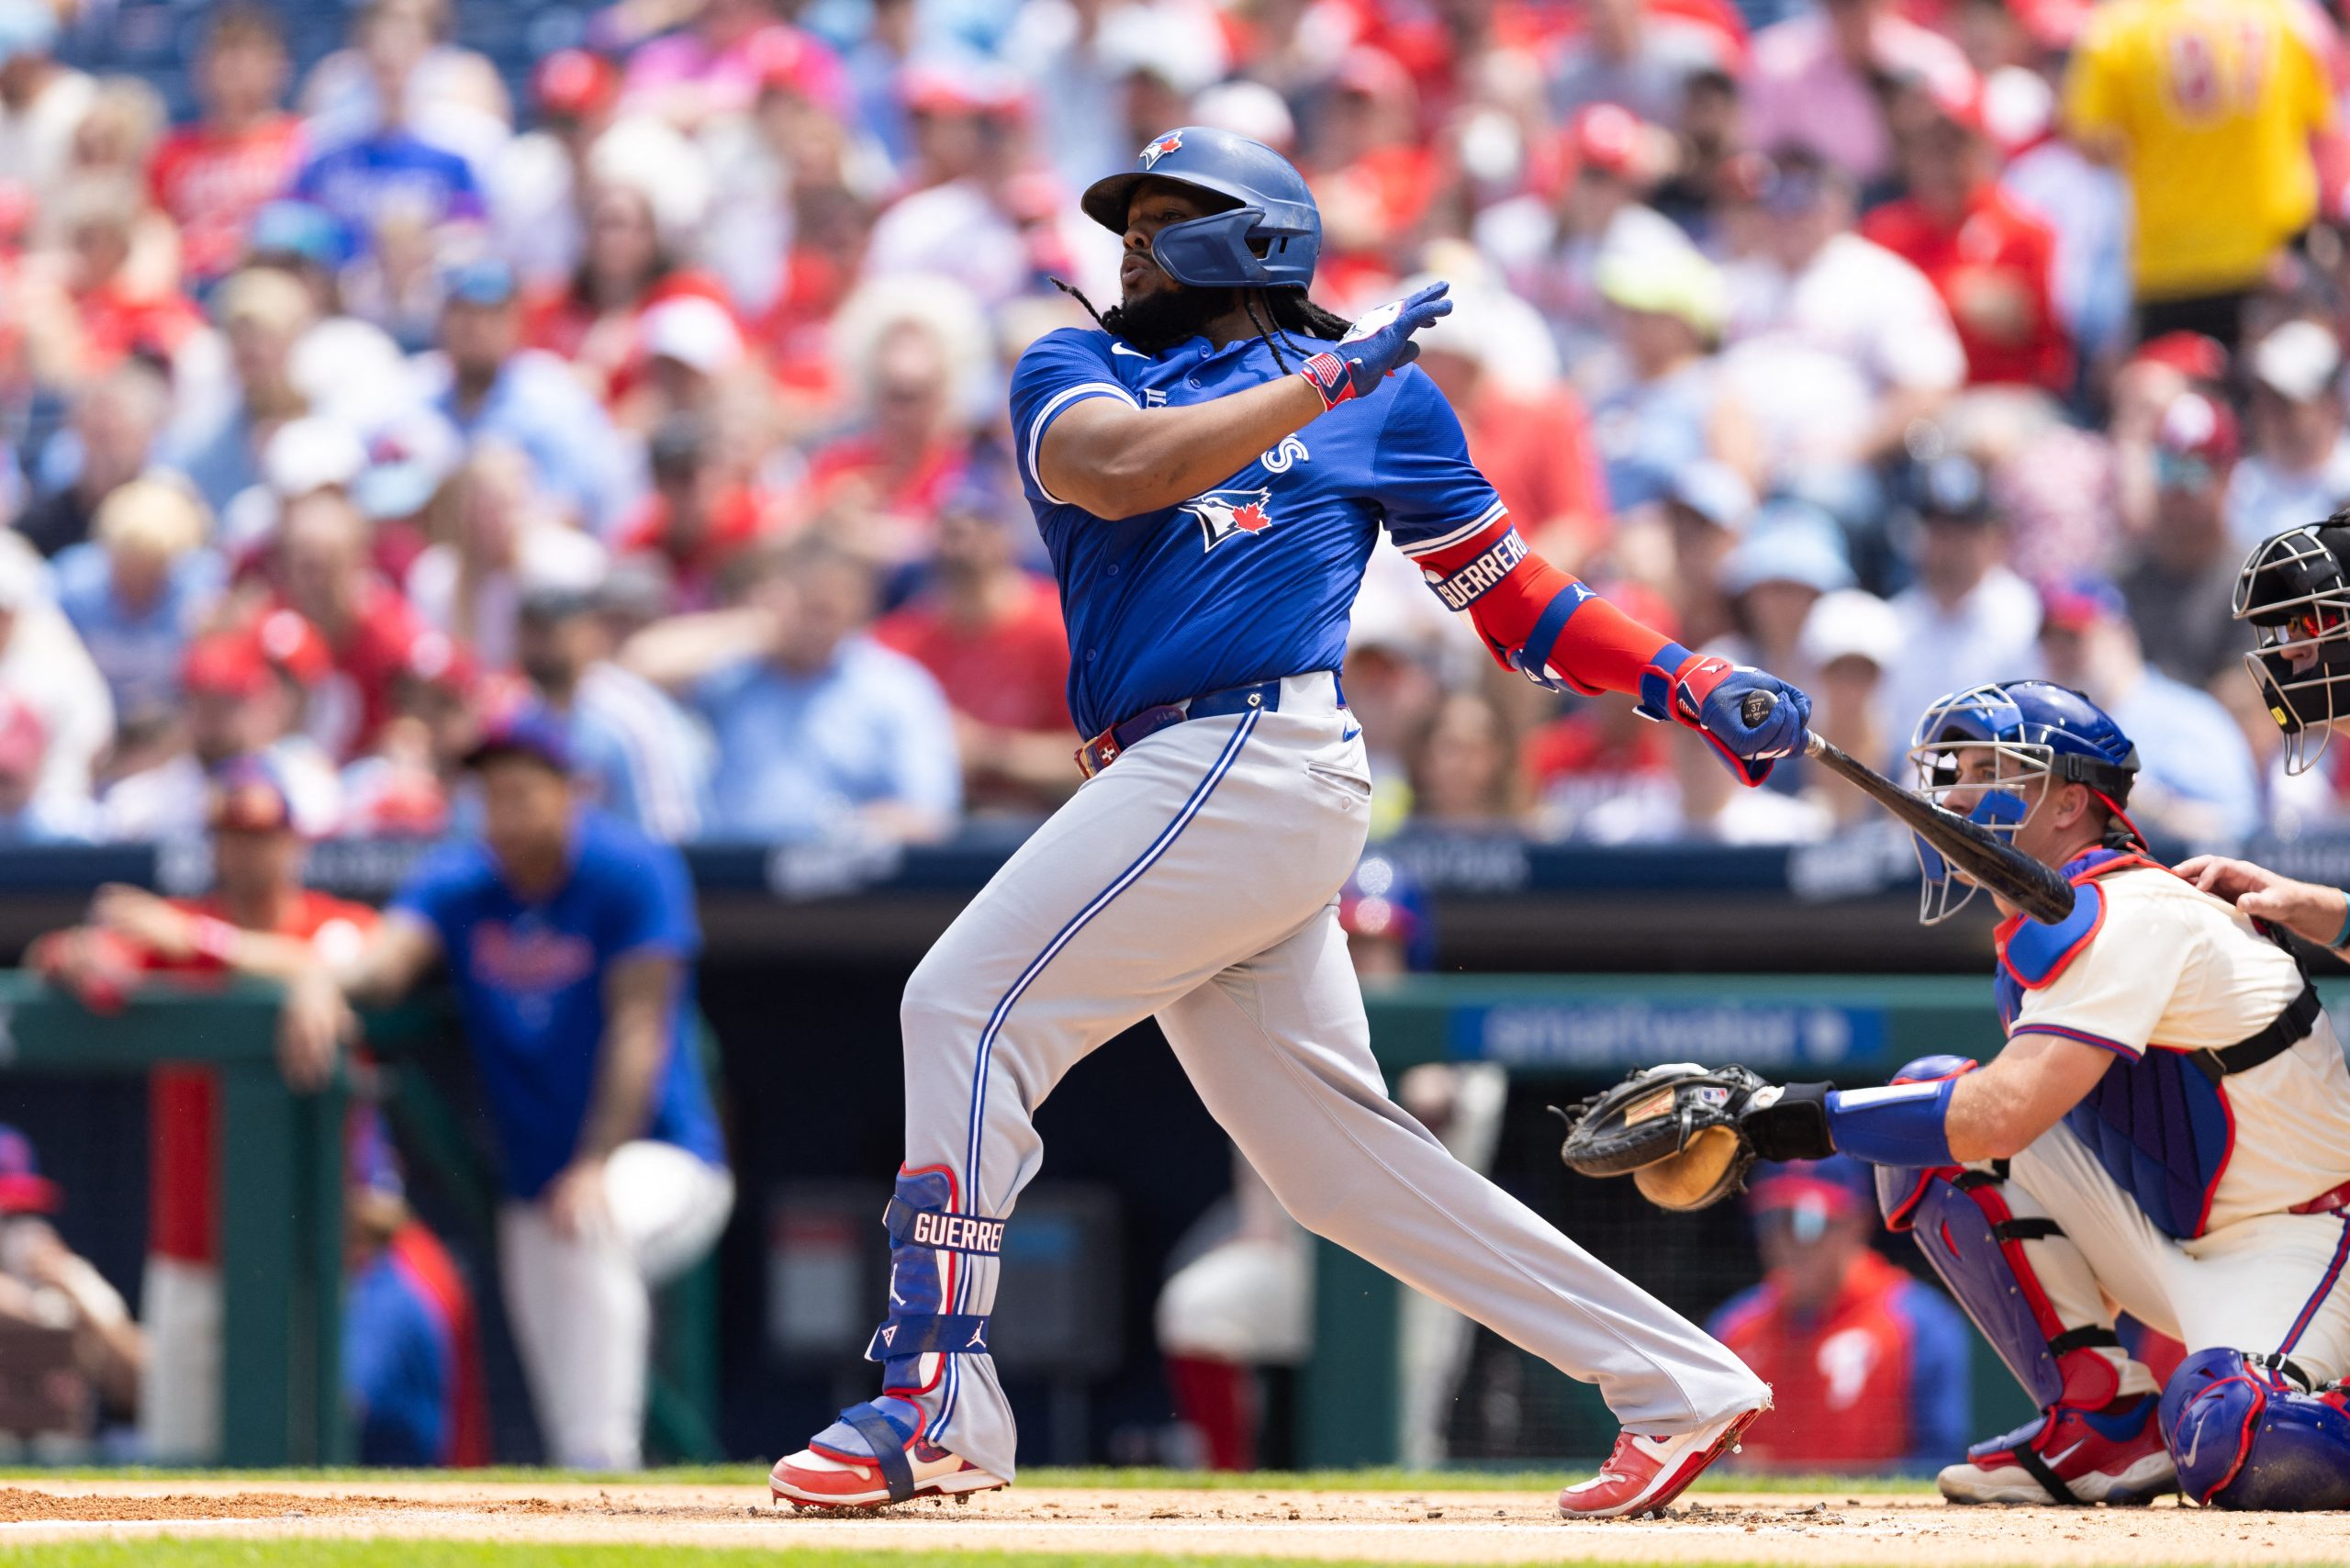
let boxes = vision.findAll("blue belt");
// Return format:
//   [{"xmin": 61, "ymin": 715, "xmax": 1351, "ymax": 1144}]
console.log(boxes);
[{"xmin": 1074, "ymin": 675, "xmax": 1341, "ymax": 778}]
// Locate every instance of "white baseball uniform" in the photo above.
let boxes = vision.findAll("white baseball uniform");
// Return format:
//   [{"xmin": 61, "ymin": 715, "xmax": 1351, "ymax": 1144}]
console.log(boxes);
[{"xmin": 1993, "ymin": 862, "xmax": 2350, "ymax": 1388}]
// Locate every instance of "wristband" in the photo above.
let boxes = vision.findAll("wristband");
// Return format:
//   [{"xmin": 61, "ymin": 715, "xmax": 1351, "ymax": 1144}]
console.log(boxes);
[
  {"xmin": 189, "ymin": 916, "xmax": 241, "ymax": 964},
  {"xmin": 1297, "ymin": 351, "xmax": 1356, "ymax": 411},
  {"xmin": 1822, "ymin": 1079, "xmax": 1958, "ymax": 1168},
  {"xmin": 2331, "ymin": 890, "xmax": 2350, "ymax": 951}
]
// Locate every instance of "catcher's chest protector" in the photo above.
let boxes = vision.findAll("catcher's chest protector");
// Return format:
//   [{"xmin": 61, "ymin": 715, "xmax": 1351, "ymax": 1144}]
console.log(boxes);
[{"xmin": 1998, "ymin": 849, "xmax": 2311, "ymax": 1241}]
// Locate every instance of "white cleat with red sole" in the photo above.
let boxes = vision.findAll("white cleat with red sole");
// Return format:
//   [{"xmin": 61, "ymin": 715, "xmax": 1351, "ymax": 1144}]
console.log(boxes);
[
  {"xmin": 1557, "ymin": 1398, "xmax": 1769, "ymax": 1519},
  {"xmin": 769, "ymin": 1439, "xmax": 1007, "ymax": 1511}
]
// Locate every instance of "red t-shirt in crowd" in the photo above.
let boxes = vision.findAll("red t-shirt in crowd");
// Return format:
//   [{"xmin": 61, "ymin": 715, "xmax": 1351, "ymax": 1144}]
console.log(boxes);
[
  {"xmin": 613, "ymin": 486, "xmax": 771, "ymax": 612},
  {"xmin": 801, "ymin": 434, "xmax": 969, "ymax": 530},
  {"xmin": 277, "ymin": 580, "xmax": 427, "ymax": 761},
  {"xmin": 148, "ymin": 890, "xmax": 378, "ymax": 1265},
  {"xmin": 1860, "ymin": 184, "xmax": 2072, "ymax": 394},
  {"xmin": 149, "ymin": 116, "xmax": 307, "ymax": 284},
  {"xmin": 73, "ymin": 278, "xmax": 207, "ymax": 371},
  {"xmin": 523, "ymin": 270, "xmax": 737, "ymax": 399},
  {"xmin": 873, "ymin": 575, "xmax": 1071, "ymax": 736}
]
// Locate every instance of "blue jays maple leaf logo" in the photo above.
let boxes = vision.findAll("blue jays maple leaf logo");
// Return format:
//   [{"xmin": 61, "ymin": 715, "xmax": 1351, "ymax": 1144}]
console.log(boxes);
[
  {"xmin": 1138, "ymin": 132, "xmax": 1183, "ymax": 170},
  {"xmin": 1181, "ymin": 487, "xmax": 1275, "ymax": 550}
]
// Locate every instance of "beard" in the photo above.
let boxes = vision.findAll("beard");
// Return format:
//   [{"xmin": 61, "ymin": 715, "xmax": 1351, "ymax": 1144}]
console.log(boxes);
[{"xmin": 1102, "ymin": 280, "xmax": 1237, "ymax": 355}]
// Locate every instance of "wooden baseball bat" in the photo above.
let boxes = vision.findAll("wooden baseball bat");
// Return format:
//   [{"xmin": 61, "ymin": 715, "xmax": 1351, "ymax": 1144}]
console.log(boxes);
[{"xmin": 1737, "ymin": 689, "xmax": 2076, "ymax": 924}]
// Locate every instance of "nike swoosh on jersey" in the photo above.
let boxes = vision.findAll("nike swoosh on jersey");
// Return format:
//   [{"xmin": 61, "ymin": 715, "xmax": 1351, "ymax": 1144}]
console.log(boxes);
[
  {"xmin": 1341, "ymin": 722, "xmax": 1362, "ymax": 741},
  {"xmin": 1111, "ymin": 343, "xmax": 1149, "ymax": 357}
]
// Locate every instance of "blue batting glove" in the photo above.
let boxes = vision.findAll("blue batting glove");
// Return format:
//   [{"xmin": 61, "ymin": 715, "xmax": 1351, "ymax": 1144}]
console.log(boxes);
[
  {"xmin": 1298, "ymin": 283, "xmax": 1452, "ymax": 409},
  {"xmin": 1671, "ymin": 657, "xmax": 1812, "ymax": 787}
]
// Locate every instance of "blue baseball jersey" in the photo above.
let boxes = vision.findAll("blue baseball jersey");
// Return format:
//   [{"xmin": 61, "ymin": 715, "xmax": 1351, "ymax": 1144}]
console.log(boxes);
[
  {"xmin": 341, "ymin": 1248, "xmax": 450, "ymax": 1467},
  {"xmin": 1010, "ymin": 327, "xmax": 1504, "ymax": 737},
  {"xmin": 390, "ymin": 809, "xmax": 726, "ymax": 1201}
]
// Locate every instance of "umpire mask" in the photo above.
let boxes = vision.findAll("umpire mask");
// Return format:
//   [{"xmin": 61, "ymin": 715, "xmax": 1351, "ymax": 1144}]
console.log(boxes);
[{"xmin": 2235, "ymin": 521, "xmax": 2350, "ymax": 774}]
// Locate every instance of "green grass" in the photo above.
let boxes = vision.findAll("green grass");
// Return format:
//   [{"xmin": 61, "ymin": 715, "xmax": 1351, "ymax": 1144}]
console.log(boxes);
[
  {"xmin": 0, "ymin": 1548, "xmax": 1799, "ymax": 1568},
  {"xmin": 0, "ymin": 1467, "xmax": 1933, "ymax": 1495}
]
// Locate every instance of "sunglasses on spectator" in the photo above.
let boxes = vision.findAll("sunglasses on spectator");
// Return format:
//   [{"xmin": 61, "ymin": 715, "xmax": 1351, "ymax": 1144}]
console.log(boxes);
[{"xmin": 2155, "ymin": 453, "xmax": 2217, "ymax": 492}]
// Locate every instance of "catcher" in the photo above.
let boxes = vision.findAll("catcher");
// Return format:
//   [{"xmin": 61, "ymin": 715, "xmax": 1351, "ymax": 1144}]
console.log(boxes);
[{"xmin": 1563, "ymin": 678, "xmax": 2350, "ymax": 1509}]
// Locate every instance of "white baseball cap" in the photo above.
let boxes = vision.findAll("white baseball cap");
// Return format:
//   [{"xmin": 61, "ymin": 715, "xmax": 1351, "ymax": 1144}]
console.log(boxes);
[
  {"xmin": 1667, "ymin": 461, "xmax": 1758, "ymax": 534},
  {"xmin": 263, "ymin": 417, "xmax": 368, "ymax": 498},
  {"xmin": 2252, "ymin": 319, "xmax": 2344, "ymax": 404},
  {"xmin": 641, "ymin": 297, "xmax": 744, "ymax": 377},
  {"xmin": 1799, "ymin": 588, "xmax": 1904, "ymax": 671}
]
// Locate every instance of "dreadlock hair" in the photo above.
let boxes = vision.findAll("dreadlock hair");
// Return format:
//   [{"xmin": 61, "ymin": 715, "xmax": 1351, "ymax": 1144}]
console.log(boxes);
[{"xmin": 1053, "ymin": 278, "xmax": 1352, "ymax": 372}]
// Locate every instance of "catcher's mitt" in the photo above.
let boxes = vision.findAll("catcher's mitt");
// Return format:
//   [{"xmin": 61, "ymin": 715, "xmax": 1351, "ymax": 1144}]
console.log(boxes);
[{"xmin": 1552, "ymin": 1062, "xmax": 1778, "ymax": 1213}]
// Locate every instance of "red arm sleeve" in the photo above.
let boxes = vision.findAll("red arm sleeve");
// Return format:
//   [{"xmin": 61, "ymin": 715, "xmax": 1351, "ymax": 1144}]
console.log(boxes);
[{"xmin": 1405, "ymin": 515, "xmax": 1691, "ymax": 700}]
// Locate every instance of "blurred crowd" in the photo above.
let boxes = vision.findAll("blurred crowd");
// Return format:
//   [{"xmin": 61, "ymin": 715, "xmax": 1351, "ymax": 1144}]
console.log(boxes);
[{"xmin": 4, "ymin": 0, "xmax": 2350, "ymax": 851}]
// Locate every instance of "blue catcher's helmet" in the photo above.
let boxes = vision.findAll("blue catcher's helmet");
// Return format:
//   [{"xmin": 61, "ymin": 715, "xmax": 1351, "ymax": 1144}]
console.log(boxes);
[
  {"xmin": 1338, "ymin": 852, "xmax": 1437, "ymax": 972},
  {"xmin": 1080, "ymin": 127, "xmax": 1321, "ymax": 291},
  {"xmin": 1905, "ymin": 680, "xmax": 2141, "ymax": 924}
]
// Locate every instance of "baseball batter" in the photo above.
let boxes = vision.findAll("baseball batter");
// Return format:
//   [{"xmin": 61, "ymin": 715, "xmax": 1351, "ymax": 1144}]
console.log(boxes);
[
  {"xmin": 1706, "ymin": 679, "xmax": 2350, "ymax": 1509},
  {"xmin": 767, "ymin": 128, "xmax": 1814, "ymax": 1518}
]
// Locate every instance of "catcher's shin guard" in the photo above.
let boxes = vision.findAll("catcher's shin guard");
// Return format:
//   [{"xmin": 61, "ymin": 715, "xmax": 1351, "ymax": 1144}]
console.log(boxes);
[
  {"xmin": 1883, "ymin": 1164, "xmax": 2128, "ymax": 1412},
  {"xmin": 2161, "ymin": 1349, "xmax": 2350, "ymax": 1510}
]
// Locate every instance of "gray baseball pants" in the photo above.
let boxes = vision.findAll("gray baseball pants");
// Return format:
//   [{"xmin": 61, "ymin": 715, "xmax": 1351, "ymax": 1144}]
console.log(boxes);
[{"xmin": 878, "ymin": 671, "xmax": 1766, "ymax": 1479}]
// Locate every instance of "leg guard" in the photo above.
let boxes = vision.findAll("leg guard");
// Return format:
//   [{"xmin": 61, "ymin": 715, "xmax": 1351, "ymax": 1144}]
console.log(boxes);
[
  {"xmin": 1891, "ymin": 1168, "xmax": 2124, "ymax": 1411},
  {"xmin": 2161, "ymin": 1348, "xmax": 2350, "ymax": 1509},
  {"xmin": 806, "ymin": 1169, "xmax": 1001, "ymax": 1503}
]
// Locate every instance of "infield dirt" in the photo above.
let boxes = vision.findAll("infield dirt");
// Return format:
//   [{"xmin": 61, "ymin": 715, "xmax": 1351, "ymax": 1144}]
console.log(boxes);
[{"xmin": 0, "ymin": 1478, "xmax": 2339, "ymax": 1564}]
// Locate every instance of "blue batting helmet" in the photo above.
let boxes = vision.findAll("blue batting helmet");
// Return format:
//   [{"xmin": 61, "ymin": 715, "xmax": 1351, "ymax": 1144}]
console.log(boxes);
[
  {"xmin": 1905, "ymin": 680, "xmax": 2140, "ymax": 924},
  {"xmin": 1080, "ymin": 127, "xmax": 1321, "ymax": 291}
]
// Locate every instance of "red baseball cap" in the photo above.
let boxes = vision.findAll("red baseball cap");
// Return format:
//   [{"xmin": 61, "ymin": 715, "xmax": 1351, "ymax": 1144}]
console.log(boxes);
[
  {"xmin": 0, "ymin": 1125, "xmax": 60, "ymax": 1215},
  {"xmin": 185, "ymin": 611, "xmax": 331, "ymax": 697},
  {"xmin": 2155, "ymin": 391, "xmax": 2241, "ymax": 466},
  {"xmin": 1924, "ymin": 66, "xmax": 1986, "ymax": 137},
  {"xmin": 745, "ymin": 25, "xmax": 849, "ymax": 113},
  {"xmin": 2131, "ymin": 330, "xmax": 2231, "ymax": 384},
  {"xmin": 2009, "ymin": 0, "xmax": 2093, "ymax": 50},
  {"xmin": 532, "ymin": 49, "xmax": 621, "ymax": 119},
  {"xmin": 183, "ymin": 629, "xmax": 272, "ymax": 698},
  {"xmin": 1569, "ymin": 103, "xmax": 1643, "ymax": 178},
  {"xmin": 1746, "ymin": 1156, "xmax": 1873, "ymax": 1216},
  {"xmin": 2040, "ymin": 573, "xmax": 2129, "ymax": 633}
]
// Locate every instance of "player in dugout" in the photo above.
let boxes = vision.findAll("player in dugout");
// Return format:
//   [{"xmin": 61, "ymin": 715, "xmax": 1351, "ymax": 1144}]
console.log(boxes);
[
  {"xmin": 278, "ymin": 710, "xmax": 733, "ymax": 1471},
  {"xmin": 28, "ymin": 755, "xmax": 484, "ymax": 1464}
]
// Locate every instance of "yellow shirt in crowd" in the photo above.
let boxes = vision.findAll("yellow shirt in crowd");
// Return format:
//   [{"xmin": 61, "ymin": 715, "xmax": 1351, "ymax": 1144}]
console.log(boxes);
[{"xmin": 2065, "ymin": 0, "xmax": 2333, "ymax": 299}]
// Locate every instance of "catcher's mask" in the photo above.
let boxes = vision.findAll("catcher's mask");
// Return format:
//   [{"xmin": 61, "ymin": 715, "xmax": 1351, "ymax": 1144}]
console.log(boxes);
[
  {"xmin": 2233, "ymin": 521, "xmax": 2350, "ymax": 774},
  {"xmin": 1905, "ymin": 681, "xmax": 2141, "ymax": 924}
]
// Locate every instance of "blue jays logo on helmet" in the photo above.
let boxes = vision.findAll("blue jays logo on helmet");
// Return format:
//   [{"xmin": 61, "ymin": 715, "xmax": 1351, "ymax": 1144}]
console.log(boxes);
[
  {"xmin": 1181, "ymin": 486, "xmax": 1275, "ymax": 550},
  {"xmin": 1080, "ymin": 125, "xmax": 1322, "ymax": 291},
  {"xmin": 1905, "ymin": 680, "xmax": 2139, "ymax": 924}
]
